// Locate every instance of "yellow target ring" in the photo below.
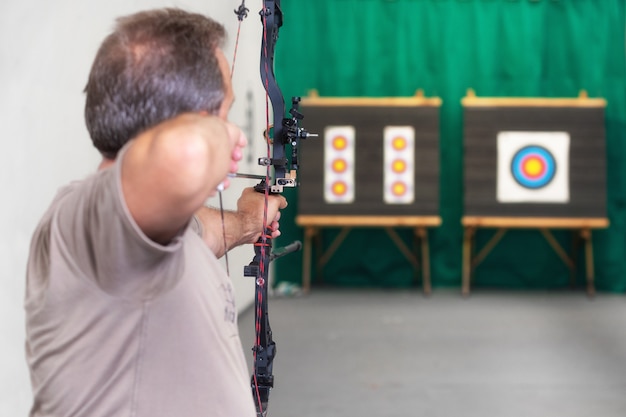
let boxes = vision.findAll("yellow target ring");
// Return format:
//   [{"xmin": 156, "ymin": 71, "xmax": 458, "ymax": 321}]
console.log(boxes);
[
  {"xmin": 332, "ymin": 181, "xmax": 348, "ymax": 196},
  {"xmin": 391, "ymin": 137, "xmax": 407, "ymax": 151},
  {"xmin": 332, "ymin": 136, "xmax": 348, "ymax": 151},
  {"xmin": 392, "ymin": 159, "xmax": 407, "ymax": 173},
  {"xmin": 391, "ymin": 181, "xmax": 407, "ymax": 196},
  {"xmin": 332, "ymin": 158, "xmax": 348, "ymax": 173}
]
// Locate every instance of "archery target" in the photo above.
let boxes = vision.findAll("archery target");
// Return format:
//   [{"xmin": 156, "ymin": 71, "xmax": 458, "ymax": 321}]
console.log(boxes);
[
  {"xmin": 384, "ymin": 126, "xmax": 415, "ymax": 204},
  {"xmin": 511, "ymin": 145, "xmax": 555, "ymax": 189},
  {"xmin": 324, "ymin": 126, "xmax": 355, "ymax": 203},
  {"xmin": 497, "ymin": 131, "xmax": 570, "ymax": 203}
]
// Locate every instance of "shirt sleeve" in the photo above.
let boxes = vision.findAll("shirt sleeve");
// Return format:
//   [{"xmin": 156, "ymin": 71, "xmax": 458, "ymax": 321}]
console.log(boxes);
[{"xmin": 53, "ymin": 144, "xmax": 187, "ymax": 300}]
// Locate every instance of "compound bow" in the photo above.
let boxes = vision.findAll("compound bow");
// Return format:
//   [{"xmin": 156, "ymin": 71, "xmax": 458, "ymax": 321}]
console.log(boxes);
[{"xmin": 233, "ymin": 1, "xmax": 314, "ymax": 415}]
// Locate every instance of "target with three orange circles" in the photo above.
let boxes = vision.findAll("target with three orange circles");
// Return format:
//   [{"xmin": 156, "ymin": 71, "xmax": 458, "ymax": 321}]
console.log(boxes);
[
  {"xmin": 324, "ymin": 126, "xmax": 355, "ymax": 203},
  {"xmin": 384, "ymin": 126, "xmax": 415, "ymax": 204}
]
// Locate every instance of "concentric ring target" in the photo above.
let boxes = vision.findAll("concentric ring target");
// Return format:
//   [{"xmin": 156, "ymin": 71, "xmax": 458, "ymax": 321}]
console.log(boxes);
[{"xmin": 510, "ymin": 145, "xmax": 556, "ymax": 189}]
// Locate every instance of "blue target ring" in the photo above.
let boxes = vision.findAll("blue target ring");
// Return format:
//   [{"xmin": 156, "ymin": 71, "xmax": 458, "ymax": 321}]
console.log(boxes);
[{"xmin": 510, "ymin": 145, "xmax": 556, "ymax": 189}]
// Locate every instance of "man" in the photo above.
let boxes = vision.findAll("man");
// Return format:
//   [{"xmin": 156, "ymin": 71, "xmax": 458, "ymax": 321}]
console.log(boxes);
[{"xmin": 25, "ymin": 8, "xmax": 286, "ymax": 417}]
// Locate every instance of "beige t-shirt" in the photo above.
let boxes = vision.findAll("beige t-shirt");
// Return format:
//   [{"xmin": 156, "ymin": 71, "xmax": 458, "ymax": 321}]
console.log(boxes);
[{"xmin": 25, "ymin": 148, "xmax": 255, "ymax": 417}]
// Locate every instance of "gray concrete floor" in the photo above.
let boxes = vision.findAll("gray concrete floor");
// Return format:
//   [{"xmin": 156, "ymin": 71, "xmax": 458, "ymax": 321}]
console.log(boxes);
[{"xmin": 238, "ymin": 289, "xmax": 626, "ymax": 417}]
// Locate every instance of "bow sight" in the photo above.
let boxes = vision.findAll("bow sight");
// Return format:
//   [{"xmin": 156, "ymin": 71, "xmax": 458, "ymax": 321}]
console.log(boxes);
[{"xmin": 258, "ymin": 97, "xmax": 316, "ymax": 193}]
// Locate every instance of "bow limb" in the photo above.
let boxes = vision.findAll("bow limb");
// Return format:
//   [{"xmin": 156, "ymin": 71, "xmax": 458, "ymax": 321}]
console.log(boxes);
[
  {"xmin": 259, "ymin": 1, "xmax": 314, "ymax": 193},
  {"xmin": 260, "ymin": 1, "xmax": 287, "ymax": 188}
]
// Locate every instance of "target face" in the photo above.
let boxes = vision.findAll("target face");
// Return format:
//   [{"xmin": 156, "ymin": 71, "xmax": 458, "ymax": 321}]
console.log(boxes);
[
  {"xmin": 384, "ymin": 126, "xmax": 415, "ymax": 204},
  {"xmin": 510, "ymin": 145, "xmax": 556, "ymax": 189},
  {"xmin": 324, "ymin": 126, "xmax": 355, "ymax": 203},
  {"xmin": 497, "ymin": 132, "xmax": 570, "ymax": 203}
]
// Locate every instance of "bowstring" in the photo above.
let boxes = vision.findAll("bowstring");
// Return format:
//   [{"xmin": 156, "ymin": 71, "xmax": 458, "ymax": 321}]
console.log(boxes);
[
  {"xmin": 231, "ymin": 0, "xmax": 248, "ymax": 76},
  {"xmin": 219, "ymin": 0, "xmax": 249, "ymax": 277},
  {"xmin": 218, "ymin": 190, "xmax": 230, "ymax": 276}
]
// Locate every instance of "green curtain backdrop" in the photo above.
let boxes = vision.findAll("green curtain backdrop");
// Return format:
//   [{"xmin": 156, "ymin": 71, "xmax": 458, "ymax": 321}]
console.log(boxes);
[{"xmin": 271, "ymin": 0, "xmax": 626, "ymax": 292}]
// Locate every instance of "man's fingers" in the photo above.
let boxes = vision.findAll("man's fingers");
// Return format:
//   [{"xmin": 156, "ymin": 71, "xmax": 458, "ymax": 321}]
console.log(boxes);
[
  {"xmin": 275, "ymin": 195, "xmax": 288, "ymax": 209},
  {"xmin": 270, "ymin": 221, "xmax": 281, "ymax": 238}
]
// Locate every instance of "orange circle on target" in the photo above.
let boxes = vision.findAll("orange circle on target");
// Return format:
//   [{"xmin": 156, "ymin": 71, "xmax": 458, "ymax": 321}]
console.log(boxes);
[
  {"xmin": 391, "ymin": 181, "xmax": 407, "ymax": 196},
  {"xmin": 332, "ymin": 158, "xmax": 348, "ymax": 173},
  {"xmin": 392, "ymin": 137, "xmax": 407, "ymax": 151},
  {"xmin": 332, "ymin": 181, "xmax": 348, "ymax": 196},
  {"xmin": 332, "ymin": 136, "xmax": 348, "ymax": 151},
  {"xmin": 392, "ymin": 159, "xmax": 407, "ymax": 173}
]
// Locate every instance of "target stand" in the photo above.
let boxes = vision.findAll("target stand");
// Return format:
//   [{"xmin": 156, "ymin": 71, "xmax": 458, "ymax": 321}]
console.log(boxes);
[
  {"xmin": 461, "ymin": 90, "xmax": 609, "ymax": 297},
  {"xmin": 296, "ymin": 90, "xmax": 442, "ymax": 294}
]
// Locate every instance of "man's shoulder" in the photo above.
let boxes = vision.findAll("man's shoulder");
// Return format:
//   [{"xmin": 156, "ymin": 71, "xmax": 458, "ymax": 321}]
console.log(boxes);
[
  {"xmin": 31, "ymin": 168, "xmax": 119, "ymax": 247},
  {"xmin": 49, "ymin": 169, "xmax": 112, "ymax": 206}
]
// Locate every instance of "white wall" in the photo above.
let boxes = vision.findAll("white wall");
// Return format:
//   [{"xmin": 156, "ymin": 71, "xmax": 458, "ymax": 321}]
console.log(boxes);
[{"xmin": 0, "ymin": 1, "xmax": 267, "ymax": 415}]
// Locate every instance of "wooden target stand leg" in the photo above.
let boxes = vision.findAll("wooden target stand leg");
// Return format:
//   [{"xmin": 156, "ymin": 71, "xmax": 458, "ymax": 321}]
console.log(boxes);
[
  {"xmin": 300, "ymin": 225, "xmax": 352, "ymax": 292},
  {"xmin": 298, "ymin": 216, "xmax": 439, "ymax": 295},
  {"xmin": 317, "ymin": 227, "xmax": 352, "ymax": 284},
  {"xmin": 463, "ymin": 227, "xmax": 508, "ymax": 297},
  {"xmin": 309, "ymin": 227, "xmax": 432, "ymax": 295},
  {"xmin": 581, "ymin": 228, "xmax": 596, "ymax": 297},
  {"xmin": 384, "ymin": 227, "xmax": 432, "ymax": 295},
  {"xmin": 568, "ymin": 228, "xmax": 596, "ymax": 297},
  {"xmin": 301, "ymin": 226, "xmax": 317, "ymax": 293},
  {"xmin": 541, "ymin": 228, "xmax": 596, "ymax": 297},
  {"xmin": 462, "ymin": 226, "xmax": 474, "ymax": 297},
  {"xmin": 461, "ymin": 218, "xmax": 603, "ymax": 298},
  {"xmin": 539, "ymin": 228, "xmax": 575, "ymax": 273},
  {"xmin": 417, "ymin": 227, "xmax": 432, "ymax": 295}
]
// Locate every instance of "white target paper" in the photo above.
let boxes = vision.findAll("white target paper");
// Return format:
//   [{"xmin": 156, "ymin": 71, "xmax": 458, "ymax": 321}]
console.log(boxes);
[
  {"xmin": 324, "ymin": 126, "xmax": 355, "ymax": 204},
  {"xmin": 497, "ymin": 131, "xmax": 570, "ymax": 203},
  {"xmin": 383, "ymin": 126, "xmax": 415, "ymax": 204}
]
